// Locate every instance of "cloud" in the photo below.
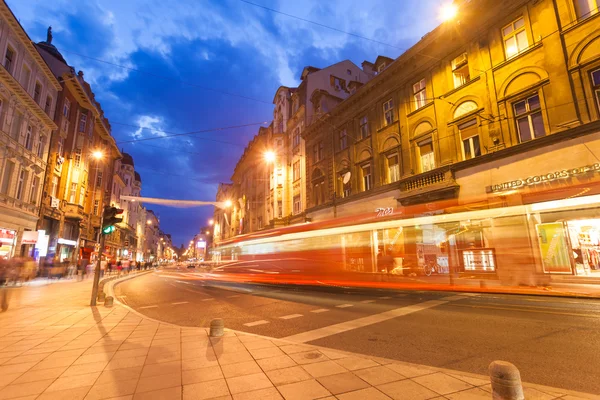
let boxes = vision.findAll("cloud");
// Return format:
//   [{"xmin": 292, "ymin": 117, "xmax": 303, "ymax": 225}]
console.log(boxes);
[{"xmin": 132, "ymin": 115, "xmax": 166, "ymax": 140}]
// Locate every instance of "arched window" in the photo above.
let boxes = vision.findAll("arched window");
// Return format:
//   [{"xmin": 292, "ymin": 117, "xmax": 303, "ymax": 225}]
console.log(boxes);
[
  {"xmin": 453, "ymin": 101, "xmax": 478, "ymax": 119},
  {"xmin": 414, "ymin": 121, "xmax": 433, "ymax": 137}
]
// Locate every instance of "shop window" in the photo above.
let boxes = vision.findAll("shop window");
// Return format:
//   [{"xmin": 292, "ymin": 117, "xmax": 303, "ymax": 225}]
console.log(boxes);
[
  {"xmin": 293, "ymin": 160, "xmax": 300, "ymax": 181},
  {"xmin": 419, "ymin": 142, "xmax": 435, "ymax": 172},
  {"xmin": 387, "ymin": 154, "xmax": 400, "ymax": 183},
  {"xmin": 574, "ymin": 0, "xmax": 598, "ymax": 19},
  {"xmin": 459, "ymin": 120, "xmax": 481, "ymax": 160},
  {"xmin": 593, "ymin": 68, "xmax": 600, "ymax": 113},
  {"xmin": 413, "ymin": 79, "xmax": 427, "ymax": 110},
  {"xmin": 293, "ymin": 195, "xmax": 302, "ymax": 215},
  {"xmin": 360, "ymin": 116, "xmax": 369, "ymax": 138},
  {"xmin": 69, "ymin": 183, "xmax": 76, "ymax": 204},
  {"xmin": 16, "ymin": 169, "xmax": 26, "ymax": 200},
  {"xmin": 50, "ymin": 175, "xmax": 59, "ymax": 197},
  {"xmin": 502, "ymin": 17, "xmax": 528, "ymax": 59},
  {"xmin": 339, "ymin": 129, "xmax": 347, "ymax": 150},
  {"xmin": 452, "ymin": 53, "xmax": 470, "ymax": 88},
  {"xmin": 383, "ymin": 99, "xmax": 394, "ymax": 125},
  {"xmin": 361, "ymin": 163, "xmax": 373, "ymax": 191},
  {"xmin": 4, "ymin": 46, "xmax": 15, "ymax": 75},
  {"xmin": 1, "ymin": 161, "xmax": 14, "ymax": 194},
  {"xmin": 514, "ymin": 94, "xmax": 545, "ymax": 142}
]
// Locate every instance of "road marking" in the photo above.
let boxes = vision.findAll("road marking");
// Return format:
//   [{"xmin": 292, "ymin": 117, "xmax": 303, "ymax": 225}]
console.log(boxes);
[
  {"xmin": 119, "ymin": 295, "xmax": 127, "ymax": 298},
  {"xmin": 201, "ymin": 298, "xmax": 214, "ymax": 301},
  {"xmin": 139, "ymin": 305, "xmax": 158, "ymax": 309},
  {"xmin": 311, "ymin": 309, "xmax": 329, "ymax": 313},
  {"xmin": 379, "ymin": 296, "xmax": 392, "ymax": 300},
  {"xmin": 283, "ymin": 299, "xmax": 452, "ymax": 343},
  {"xmin": 336, "ymin": 304, "xmax": 353, "ymax": 308},
  {"xmin": 279, "ymin": 314, "xmax": 303, "ymax": 320},
  {"xmin": 360, "ymin": 300, "xmax": 375, "ymax": 304},
  {"xmin": 244, "ymin": 320, "xmax": 270, "ymax": 327},
  {"xmin": 228, "ymin": 295, "xmax": 241, "ymax": 298},
  {"xmin": 442, "ymin": 295, "xmax": 470, "ymax": 301},
  {"xmin": 448, "ymin": 303, "xmax": 600, "ymax": 318},
  {"xmin": 171, "ymin": 302, "xmax": 189, "ymax": 305}
]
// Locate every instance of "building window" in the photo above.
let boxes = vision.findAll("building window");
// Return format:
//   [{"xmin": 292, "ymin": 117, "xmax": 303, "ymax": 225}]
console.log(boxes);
[
  {"xmin": 34, "ymin": 82, "xmax": 42, "ymax": 104},
  {"xmin": 419, "ymin": 142, "xmax": 435, "ymax": 172},
  {"xmin": 74, "ymin": 149, "xmax": 82, "ymax": 168},
  {"xmin": 93, "ymin": 200, "xmax": 100, "ymax": 215},
  {"xmin": 514, "ymin": 94, "xmax": 545, "ymax": 142},
  {"xmin": 37, "ymin": 135, "xmax": 45, "ymax": 158},
  {"xmin": 452, "ymin": 53, "xmax": 470, "ymax": 88},
  {"xmin": 459, "ymin": 120, "xmax": 481, "ymax": 160},
  {"xmin": 20, "ymin": 64, "xmax": 31, "ymax": 90},
  {"xmin": 575, "ymin": 0, "xmax": 598, "ymax": 19},
  {"xmin": 277, "ymin": 200, "xmax": 283, "ymax": 218},
  {"xmin": 503, "ymin": 17, "xmax": 528, "ymax": 59},
  {"xmin": 257, "ymin": 216, "xmax": 263, "ymax": 229},
  {"xmin": 63, "ymin": 99, "xmax": 70, "ymax": 118},
  {"xmin": 313, "ymin": 142, "xmax": 324, "ymax": 162},
  {"xmin": 293, "ymin": 127, "xmax": 301, "ymax": 147},
  {"xmin": 361, "ymin": 164, "xmax": 373, "ymax": 191},
  {"xmin": 57, "ymin": 137, "xmax": 64, "ymax": 157},
  {"xmin": 1, "ymin": 161, "xmax": 14, "ymax": 195},
  {"xmin": 79, "ymin": 187, "xmax": 85, "ymax": 206},
  {"xmin": 96, "ymin": 171, "xmax": 103, "ymax": 187},
  {"xmin": 29, "ymin": 176, "xmax": 39, "ymax": 204},
  {"xmin": 339, "ymin": 172, "xmax": 351, "ymax": 198},
  {"xmin": 383, "ymin": 99, "xmax": 394, "ymax": 125},
  {"xmin": 4, "ymin": 47, "xmax": 15, "ymax": 74},
  {"xmin": 79, "ymin": 113, "xmax": 87, "ymax": 132},
  {"xmin": 339, "ymin": 129, "xmax": 348, "ymax": 150},
  {"xmin": 293, "ymin": 195, "xmax": 302, "ymax": 215},
  {"xmin": 387, "ymin": 154, "xmax": 400, "ymax": 183},
  {"xmin": 359, "ymin": 116, "xmax": 369, "ymax": 139},
  {"xmin": 346, "ymin": 69, "xmax": 352, "ymax": 75},
  {"xmin": 592, "ymin": 68, "xmax": 600, "ymax": 112},
  {"xmin": 11, "ymin": 111, "xmax": 22, "ymax": 140},
  {"xmin": 51, "ymin": 175, "xmax": 59, "ymax": 197},
  {"xmin": 25, "ymin": 125, "xmax": 33, "ymax": 150},
  {"xmin": 332, "ymin": 76, "xmax": 343, "ymax": 91},
  {"xmin": 16, "ymin": 169, "xmax": 26, "ymax": 200},
  {"xmin": 312, "ymin": 170, "xmax": 326, "ymax": 206},
  {"xmin": 377, "ymin": 63, "xmax": 386, "ymax": 73},
  {"xmin": 45, "ymin": 96, "xmax": 52, "ymax": 115},
  {"xmin": 293, "ymin": 160, "xmax": 301, "ymax": 181},
  {"xmin": 413, "ymin": 79, "xmax": 427, "ymax": 110}
]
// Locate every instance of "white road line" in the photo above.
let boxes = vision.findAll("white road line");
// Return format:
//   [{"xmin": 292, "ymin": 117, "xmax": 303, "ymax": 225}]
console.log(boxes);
[
  {"xmin": 442, "ymin": 295, "xmax": 470, "ymax": 301},
  {"xmin": 201, "ymin": 298, "xmax": 214, "ymax": 301},
  {"xmin": 279, "ymin": 314, "xmax": 303, "ymax": 320},
  {"xmin": 228, "ymin": 295, "xmax": 241, "ymax": 298},
  {"xmin": 336, "ymin": 304, "xmax": 354, "ymax": 308},
  {"xmin": 379, "ymin": 296, "xmax": 392, "ymax": 300},
  {"xmin": 360, "ymin": 300, "xmax": 376, "ymax": 304},
  {"xmin": 311, "ymin": 309, "xmax": 329, "ymax": 313},
  {"xmin": 139, "ymin": 305, "xmax": 158, "ymax": 309},
  {"xmin": 283, "ymin": 298, "xmax": 455, "ymax": 343},
  {"xmin": 244, "ymin": 320, "xmax": 270, "ymax": 327},
  {"xmin": 171, "ymin": 302, "xmax": 189, "ymax": 305}
]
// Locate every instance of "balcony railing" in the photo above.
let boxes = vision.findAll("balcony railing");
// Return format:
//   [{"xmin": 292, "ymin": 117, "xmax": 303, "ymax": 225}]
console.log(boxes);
[
  {"xmin": 401, "ymin": 169, "xmax": 450, "ymax": 192},
  {"xmin": 0, "ymin": 192, "xmax": 38, "ymax": 215}
]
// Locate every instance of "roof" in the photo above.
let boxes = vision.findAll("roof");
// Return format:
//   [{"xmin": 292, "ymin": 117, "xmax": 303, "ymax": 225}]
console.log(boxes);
[
  {"xmin": 122, "ymin": 152, "xmax": 134, "ymax": 167},
  {"xmin": 301, "ymin": 66, "xmax": 321, "ymax": 81},
  {"xmin": 35, "ymin": 40, "xmax": 66, "ymax": 64},
  {"xmin": 134, "ymin": 171, "xmax": 141, "ymax": 182}
]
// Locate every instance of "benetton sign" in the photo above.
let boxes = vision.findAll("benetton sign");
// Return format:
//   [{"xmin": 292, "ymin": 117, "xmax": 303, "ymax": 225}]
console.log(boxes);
[{"xmin": 488, "ymin": 163, "xmax": 600, "ymax": 193}]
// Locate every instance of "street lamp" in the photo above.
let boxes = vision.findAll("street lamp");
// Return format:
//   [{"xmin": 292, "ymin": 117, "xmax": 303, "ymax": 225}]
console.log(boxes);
[
  {"xmin": 92, "ymin": 150, "xmax": 104, "ymax": 160},
  {"xmin": 264, "ymin": 151, "xmax": 276, "ymax": 163},
  {"xmin": 224, "ymin": 200, "xmax": 232, "ymax": 208},
  {"xmin": 208, "ymin": 219, "xmax": 214, "ymax": 226},
  {"xmin": 147, "ymin": 220, "xmax": 152, "ymax": 225},
  {"xmin": 440, "ymin": 3, "xmax": 458, "ymax": 21}
]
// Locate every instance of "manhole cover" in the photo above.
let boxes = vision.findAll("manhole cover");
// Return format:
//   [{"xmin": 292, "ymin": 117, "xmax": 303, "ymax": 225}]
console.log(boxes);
[{"xmin": 304, "ymin": 352, "xmax": 322, "ymax": 360}]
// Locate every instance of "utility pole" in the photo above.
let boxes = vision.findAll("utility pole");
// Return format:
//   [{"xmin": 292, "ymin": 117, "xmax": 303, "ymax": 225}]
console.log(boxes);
[{"xmin": 90, "ymin": 214, "xmax": 105, "ymax": 306}]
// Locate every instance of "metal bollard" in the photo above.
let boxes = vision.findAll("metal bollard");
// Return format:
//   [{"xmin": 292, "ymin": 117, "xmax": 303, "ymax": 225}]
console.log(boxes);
[
  {"xmin": 104, "ymin": 296, "xmax": 114, "ymax": 308},
  {"xmin": 489, "ymin": 361, "xmax": 524, "ymax": 400},
  {"xmin": 97, "ymin": 292, "xmax": 106, "ymax": 302},
  {"xmin": 209, "ymin": 318, "xmax": 224, "ymax": 337}
]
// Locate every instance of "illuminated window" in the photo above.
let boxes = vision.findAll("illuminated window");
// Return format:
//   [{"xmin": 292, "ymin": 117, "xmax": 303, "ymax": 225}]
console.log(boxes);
[
  {"xmin": 419, "ymin": 142, "xmax": 435, "ymax": 172},
  {"xmin": 74, "ymin": 149, "xmax": 82, "ymax": 168},
  {"xmin": 50, "ymin": 175, "xmax": 59, "ymax": 197},
  {"xmin": 339, "ymin": 129, "xmax": 347, "ymax": 150},
  {"xmin": 387, "ymin": 154, "xmax": 400, "ymax": 183},
  {"xmin": 360, "ymin": 116, "xmax": 369, "ymax": 138},
  {"xmin": 459, "ymin": 120, "xmax": 481, "ymax": 160},
  {"xmin": 413, "ymin": 79, "xmax": 427, "ymax": 110},
  {"xmin": 383, "ymin": 99, "xmax": 394, "ymax": 125},
  {"xmin": 377, "ymin": 62, "xmax": 386, "ymax": 73},
  {"xmin": 293, "ymin": 195, "xmax": 302, "ymax": 215},
  {"xmin": 4, "ymin": 47, "xmax": 15, "ymax": 74},
  {"xmin": 593, "ymin": 69, "xmax": 600, "ymax": 113},
  {"xmin": 514, "ymin": 94, "xmax": 545, "ymax": 142},
  {"xmin": 574, "ymin": 0, "xmax": 598, "ymax": 19},
  {"xmin": 57, "ymin": 137, "xmax": 64, "ymax": 157},
  {"xmin": 452, "ymin": 53, "xmax": 470, "ymax": 88},
  {"xmin": 361, "ymin": 164, "xmax": 372, "ymax": 191},
  {"xmin": 502, "ymin": 17, "xmax": 528, "ymax": 59},
  {"xmin": 93, "ymin": 200, "xmax": 99, "ymax": 215},
  {"xmin": 293, "ymin": 161, "xmax": 300, "ymax": 181},
  {"xmin": 96, "ymin": 171, "xmax": 103, "ymax": 187},
  {"xmin": 339, "ymin": 172, "xmax": 351, "ymax": 198},
  {"xmin": 79, "ymin": 187, "xmax": 85, "ymax": 206}
]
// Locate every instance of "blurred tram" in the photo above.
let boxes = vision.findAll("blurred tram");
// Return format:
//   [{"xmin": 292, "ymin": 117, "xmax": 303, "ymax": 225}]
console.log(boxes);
[{"xmin": 211, "ymin": 189, "xmax": 600, "ymax": 291}]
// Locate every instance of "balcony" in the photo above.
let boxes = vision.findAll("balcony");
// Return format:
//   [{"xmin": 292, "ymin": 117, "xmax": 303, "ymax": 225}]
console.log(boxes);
[
  {"xmin": 64, "ymin": 203, "xmax": 86, "ymax": 220},
  {"xmin": 0, "ymin": 192, "xmax": 38, "ymax": 216},
  {"xmin": 0, "ymin": 130, "xmax": 47, "ymax": 173},
  {"xmin": 397, "ymin": 167, "xmax": 459, "ymax": 206}
]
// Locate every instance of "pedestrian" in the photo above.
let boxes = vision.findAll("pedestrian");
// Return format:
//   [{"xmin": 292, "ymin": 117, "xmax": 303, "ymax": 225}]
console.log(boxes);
[
  {"xmin": 117, "ymin": 260, "xmax": 122, "ymax": 276},
  {"xmin": 0, "ymin": 258, "xmax": 11, "ymax": 311},
  {"xmin": 100, "ymin": 259, "xmax": 107, "ymax": 278}
]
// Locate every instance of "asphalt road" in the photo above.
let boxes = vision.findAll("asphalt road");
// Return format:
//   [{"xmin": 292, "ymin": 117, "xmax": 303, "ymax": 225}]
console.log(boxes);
[{"xmin": 115, "ymin": 267, "xmax": 600, "ymax": 394}]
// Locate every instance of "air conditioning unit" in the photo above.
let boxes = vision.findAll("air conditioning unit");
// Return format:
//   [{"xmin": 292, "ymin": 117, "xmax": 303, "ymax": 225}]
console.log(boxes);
[{"xmin": 452, "ymin": 53, "xmax": 468, "ymax": 70}]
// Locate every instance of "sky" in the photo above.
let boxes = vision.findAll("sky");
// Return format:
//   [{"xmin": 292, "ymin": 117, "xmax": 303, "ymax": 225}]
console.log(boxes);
[{"xmin": 10, "ymin": 0, "xmax": 442, "ymax": 247}]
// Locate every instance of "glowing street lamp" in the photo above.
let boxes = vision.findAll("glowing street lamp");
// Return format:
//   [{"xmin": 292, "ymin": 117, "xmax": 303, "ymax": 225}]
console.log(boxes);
[
  {"xmin": 224, "ymin": 200, "xmax": 233, "ymax": 208},
  {"xmin": 146, "ymin": 220, "xmax": 152, "ymax": 225},
  {"xmin": 264, "ymin": 151, "xmax": 276, "ymax": 163},
  {"xmin": 92, "ymin": 150, "xmax": 104, "ymax": 160},
  {"xmin": 208, "ymin": 219, "xmax": 214, "ymax": 226},
  {"xmin": 440, "ymin": 3, "xmax": 458, "ymax": 21}
]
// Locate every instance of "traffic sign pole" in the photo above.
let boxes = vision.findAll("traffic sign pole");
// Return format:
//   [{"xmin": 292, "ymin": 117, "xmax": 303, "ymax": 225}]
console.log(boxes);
[{"xmin": 90, "ymin": 213, "xmax": 104, "ymax": 306}]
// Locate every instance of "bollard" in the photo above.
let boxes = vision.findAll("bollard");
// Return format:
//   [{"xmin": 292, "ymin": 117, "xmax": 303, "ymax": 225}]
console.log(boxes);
[
  {"xmin": 489, "ymin": 361, "xmax": 524, "ymax": 400},
  {"xmin": 104, "ymin": 296, "xmax": 114, "ymax": 308},
  {"xmin": 209, "ymin": 318, "xmax": 224, "ymax": 337},
  {"xmin": 97, "ymin": 292, "xmax": 106, "ymax": 302}
]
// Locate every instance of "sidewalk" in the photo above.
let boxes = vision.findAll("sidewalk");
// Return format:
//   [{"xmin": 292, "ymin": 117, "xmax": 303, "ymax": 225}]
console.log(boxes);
[{"xmin": 0, "ymin": 276, "xmax": 596, "ymax": 400}]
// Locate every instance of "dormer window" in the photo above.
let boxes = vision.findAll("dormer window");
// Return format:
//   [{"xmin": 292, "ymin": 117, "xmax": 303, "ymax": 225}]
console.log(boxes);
[{"xmin": 377, "ymin": 63, "xmax": 386, "ymax": 73}]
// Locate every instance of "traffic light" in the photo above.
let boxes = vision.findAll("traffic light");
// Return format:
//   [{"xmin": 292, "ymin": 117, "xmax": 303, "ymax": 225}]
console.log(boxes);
[{"xmin": 102, "ymin": 206, "xmax": 123, "ymax": 235}]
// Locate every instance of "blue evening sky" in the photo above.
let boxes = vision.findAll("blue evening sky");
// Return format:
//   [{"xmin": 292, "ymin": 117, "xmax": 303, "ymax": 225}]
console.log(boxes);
[{"xmin": 11, "ymin": 0, "xmax": 442, "ymax": 246}]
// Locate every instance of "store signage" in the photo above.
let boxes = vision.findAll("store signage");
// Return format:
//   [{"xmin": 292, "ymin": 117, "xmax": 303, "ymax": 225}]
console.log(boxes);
[
  {"xmin": 21, "ymin": 231, "xmax": 39, "ymax": 245},
  {"xmin": 375, "ymin": 207, "xmax": 394, "ymax": 217},
  {"xmin": 488, "ymin": 163, "xmax": 600, "ymax": 193},
  {"xmin": 197, "ymin": 241, "xmax": 206, "ymax": 248},
  {"xmin": 57, "ymin": 238, "xmax": 77, "ymax": 246},
  {"xmin": 51, "ymin": 197, "xmax": 60, "ymax": 208}
]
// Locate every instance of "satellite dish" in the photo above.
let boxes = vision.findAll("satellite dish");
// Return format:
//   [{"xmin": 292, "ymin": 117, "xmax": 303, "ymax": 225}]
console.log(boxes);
[{"xmin": 342, "ymin": 171, "xmax": 351, "ymax": 184}]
